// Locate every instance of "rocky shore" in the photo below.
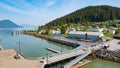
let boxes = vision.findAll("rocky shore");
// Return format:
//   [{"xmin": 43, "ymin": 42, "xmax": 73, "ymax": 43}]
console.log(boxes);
[{"xmin": 95, "ymin": 49, "xmax": 120, "ymax": 62}]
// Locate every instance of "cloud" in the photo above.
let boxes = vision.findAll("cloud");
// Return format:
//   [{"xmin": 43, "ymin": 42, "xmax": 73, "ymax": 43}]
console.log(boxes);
[
  {"xmin": 46, "ymin": 0, "xmax": 56, "ymax": 7},
  {"xmin": 0, "ymin": 2, "xmax": 40, "ymax": 17}
]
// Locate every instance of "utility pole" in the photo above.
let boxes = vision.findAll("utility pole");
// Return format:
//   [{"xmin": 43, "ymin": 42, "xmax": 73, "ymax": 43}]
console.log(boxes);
[
  {"xmin": 75, "ymin": 43, "xmax": 77, "ymax": 55},
  {"xmin": 46, "ymin": 52, "xmax": 48, "ymax": 64},
  {"xmin": 61, "ymin": 45, "xmax": 62, "ymax": 54}
]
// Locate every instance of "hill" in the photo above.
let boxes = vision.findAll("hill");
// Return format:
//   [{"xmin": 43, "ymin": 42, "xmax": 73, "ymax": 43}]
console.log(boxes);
[
  {"xmin": 0, "ymin": 20, "xmax": 22, "ymax": 28},
  {"xmin": 43, "ymin": 5, "xmax": 120, "ymax": 28}
]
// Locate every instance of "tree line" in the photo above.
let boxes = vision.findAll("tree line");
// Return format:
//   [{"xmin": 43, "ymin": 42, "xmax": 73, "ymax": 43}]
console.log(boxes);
[{"xmin": 38, "ymin": 5, "xmax": 120, "ymax": 32}]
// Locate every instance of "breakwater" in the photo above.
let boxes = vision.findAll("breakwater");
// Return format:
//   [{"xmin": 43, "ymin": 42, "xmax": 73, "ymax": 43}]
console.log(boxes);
[
  {"xmin": 24, "ymin": 32, "xmax": 49, "ymax": 40},
  {"xmin": 24, "ymin": 31, "xmax": 80, "ymax": 48},
  {"xmin": 48, "ymin": 37, "xmax": 80, "ymax": 47},
  {"xmin": 95, "ymin": 49, "xmax": 120, "ymax": 62}
]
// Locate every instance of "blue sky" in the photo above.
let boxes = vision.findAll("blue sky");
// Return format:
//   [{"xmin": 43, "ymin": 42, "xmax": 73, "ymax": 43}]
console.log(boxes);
[{"xmin": 0, "ymin": 0, "xmax": 120, "ymax": 26}]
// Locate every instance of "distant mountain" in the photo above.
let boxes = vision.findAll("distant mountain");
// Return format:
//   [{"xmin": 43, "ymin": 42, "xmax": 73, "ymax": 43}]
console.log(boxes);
[
  {"xmin": 0, "ymin": 20, "xmax": 22, "ymax": 28},
  {"xmin": 20, "ymin": 24, "xmax": 37, "ymax": 28},
  {"xmin": 44, "ymin": 5, "xmax": 120, "ymax": 27}
]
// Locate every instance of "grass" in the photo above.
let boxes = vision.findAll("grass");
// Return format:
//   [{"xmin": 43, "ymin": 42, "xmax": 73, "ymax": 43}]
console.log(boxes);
[
  {"xmin": 103, "ymin": 30, "xmax": 114, "ymax": 38},
  {"xmin": 104, "ymin": 33, "xmax": 114, "ymax": 38}
]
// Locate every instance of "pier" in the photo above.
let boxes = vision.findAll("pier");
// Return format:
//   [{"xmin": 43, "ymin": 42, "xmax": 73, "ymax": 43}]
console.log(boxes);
[
  {"xmin": 64, "ymin": 48, "xmax": 91, "ymax": 68},
  {"xmin": 46, "ymin": 47, "xmax": 61, "ymax": 53},
  {"xmin": 0, "ymin": 35, "xmax": 103, "ymax": 68},
  {"xmin": 42, "ymin": 37, "xmax": 103, "ymax": 68},
  {"xmin": 43, "ymin": 48, "xmax": 86, "ymax": 67},
  {"xmin": 48, "ymin": 37, "xmax": 80, "ymax": 47},
  {"xmin": 42, "ymin": 44, "xmax": 102, "ymax": 68}
]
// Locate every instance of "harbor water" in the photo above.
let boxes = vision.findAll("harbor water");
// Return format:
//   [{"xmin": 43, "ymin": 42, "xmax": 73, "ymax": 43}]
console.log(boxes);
[
  {"xmin": 0, "ymin": 28, "xmax": 120, "ymax": 68},
  {"xmin": 0, "ymin": 28, "xmax": 73, "ymax": 58},
  {"xmin": 81, "ymin": 58, "xmax": 120, "ymax": 68}
]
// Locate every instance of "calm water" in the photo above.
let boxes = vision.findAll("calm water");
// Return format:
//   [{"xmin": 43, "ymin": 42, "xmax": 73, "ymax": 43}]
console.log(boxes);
[
  {"xmin": 0, "ymin": 28, "xmax": 73, "ymax": 58},
  {"xmin": 81, "ymin": 59, "xmax": 120, "ymax": 68},
  {"xmin": 0, "ymin": 28, "xmax": 120, "ymax": 68}
]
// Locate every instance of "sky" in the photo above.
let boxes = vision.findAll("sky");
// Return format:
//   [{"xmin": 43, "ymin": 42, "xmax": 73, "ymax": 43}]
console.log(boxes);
[{"xmin": 0, "ymin": 0, "xmax": 120, "ymax": 26}]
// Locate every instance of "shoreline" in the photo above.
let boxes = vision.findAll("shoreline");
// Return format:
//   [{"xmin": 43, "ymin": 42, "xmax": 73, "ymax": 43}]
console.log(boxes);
[
  {"xmin": 95, "ymin": 49, "xmax": 120, "ymax": 63},
  {"xmin": 23, "ymin": 31, "xmax": 120, "ymax": 67},
  {"xmin": 0, "ymin": 49, "xmax": 43, "ymax": 68},
  {"xmin": 24, "ymin": 31, "xmax": 79, "ymax": 47},
  {"xmin": 24, "ymin": 32, "xmax": 49, "ymax": 40}
]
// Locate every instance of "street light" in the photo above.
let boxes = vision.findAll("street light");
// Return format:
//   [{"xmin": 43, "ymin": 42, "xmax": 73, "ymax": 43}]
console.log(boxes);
[
  {"xmin": 14, "ymin": 40, "xmax": 22, "ymax": 60},
  {"xmin": 17, "ymin": 40, "xmax": 22, "ymax": 53}
]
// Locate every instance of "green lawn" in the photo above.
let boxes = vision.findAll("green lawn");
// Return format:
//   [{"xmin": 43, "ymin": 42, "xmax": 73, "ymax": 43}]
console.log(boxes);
[
  {"xmin": 103, "ymin": 30, "xmax": 114, "ymax": 38},
  {"xmin": 104, "ymin": 33, "xmax": 114, "ymax": 38}
]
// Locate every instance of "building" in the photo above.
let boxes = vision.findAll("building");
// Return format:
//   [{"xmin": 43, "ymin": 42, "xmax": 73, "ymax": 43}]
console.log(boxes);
[
  {"xmin": 109, "ymin": 30, "xmax": 115, "ymax": 34},
  {"xmin": 51, "ymin": 30, "xmax": 61, "ymax": 34},
  {"xmin": 89, "ymin": 27, "xmax": 103, "ymax": 32},
  {"xmin": 109, "ymin": 27, "xmax": 116, "ymax": 34},
  {"xmin": 67, "ymin": 31, "xmax": 104, "ymax": 41},
  {"xmin": 66, "ymin": 27, "xmax": 76, "ymax": 33},
  {"xmin": 50, "ymin": 28, "xmax": 61, "ymax": 34},
  {"xmin": 39, "ymin": 30, "xmax": 46, "ymax": 34},
  {"xmin": 89, "ymin": 28, "xmax": 103, "ymax": 32}
]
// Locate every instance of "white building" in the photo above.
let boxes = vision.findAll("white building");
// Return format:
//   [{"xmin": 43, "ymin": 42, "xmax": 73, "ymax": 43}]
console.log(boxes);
[
  {"xmin": 109, "ymin": 27, "xmax": 116, "ymax": 34},
  {"xmin": 67, "ymin": 31, "xmax": 104, "ymax": 41},
  {"xmin": 39, "ymin": 30, "xmax": 46, "ymax": 34},
  {"xmin": 109, "ymin": 30, "xmax": 115, "ymax": 34},
  {"xmin": 66, "ymin": 27, "xmax": 76, "ymax": 33},
  {"xmin": 89, "ymin": 28, "xmax": 103, "ymax": 32},
  {"xmin": 50, "ymin": 29, "xmax": 61, "ymax": 34}
]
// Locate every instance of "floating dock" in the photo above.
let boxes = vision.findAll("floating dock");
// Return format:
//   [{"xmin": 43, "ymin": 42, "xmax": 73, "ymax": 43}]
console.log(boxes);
[{"xmin": 46, "ymin": 47, "xmax": 61, "ymax": 53}]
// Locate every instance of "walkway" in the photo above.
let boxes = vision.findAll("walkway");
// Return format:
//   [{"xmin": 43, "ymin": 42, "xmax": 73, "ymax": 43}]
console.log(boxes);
[
  {"xmin": 64, "ymin": 48, "xmax": 91, "ymax": 68},
  {"xmin": 42, "ymin": 48, "xmax": 85, "ymax": 65},
  {"xmin": 41, "ymin": 37, "xmax": 103, "ymax": 68}
]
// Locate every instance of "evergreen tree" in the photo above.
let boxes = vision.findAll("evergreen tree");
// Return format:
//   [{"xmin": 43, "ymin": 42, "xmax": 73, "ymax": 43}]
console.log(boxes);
[{"xmin": 60, "ymin": 26, "xmax": 66, "ymax": 34}]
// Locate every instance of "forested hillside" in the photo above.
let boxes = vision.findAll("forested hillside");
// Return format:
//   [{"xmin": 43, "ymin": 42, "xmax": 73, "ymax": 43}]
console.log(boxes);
[{"xmin": 44, "ymin": 5, "xmax": 120, "ymax": 27}]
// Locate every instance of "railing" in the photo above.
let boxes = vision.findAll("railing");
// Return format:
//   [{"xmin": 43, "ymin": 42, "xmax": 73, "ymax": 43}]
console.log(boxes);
[
  {"xmin": 43, "ymin": 49, "xmax": 85, "ymax": 64},
  {"xmin": 64, "ymin": 49, "xmax": 91, "ymax": 68}
]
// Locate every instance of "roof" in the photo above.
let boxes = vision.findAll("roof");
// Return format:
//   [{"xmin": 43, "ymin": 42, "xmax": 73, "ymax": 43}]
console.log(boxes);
[{"xmin": 68, "ymin": 31, "xmax": 104, "ymax": 36}]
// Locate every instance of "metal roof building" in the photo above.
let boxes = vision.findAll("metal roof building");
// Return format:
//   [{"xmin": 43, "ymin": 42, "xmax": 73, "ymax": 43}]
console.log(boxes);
[{"xmin": 67, "ymin": 31, "xmax": 104, "ymax": 41}]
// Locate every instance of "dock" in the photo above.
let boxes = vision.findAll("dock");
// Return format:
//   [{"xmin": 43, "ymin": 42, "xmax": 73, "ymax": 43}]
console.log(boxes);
[
  {"xmin": 64, "ymin": 48, "xmax": 91, "ymax": 68},
  {"xmin": 48, "ymin": 37, "xmax": 80, "ymax": 47},
  {"xmin": 46, "ymin": 47, "xmax": 61, "ymax": 53}
]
